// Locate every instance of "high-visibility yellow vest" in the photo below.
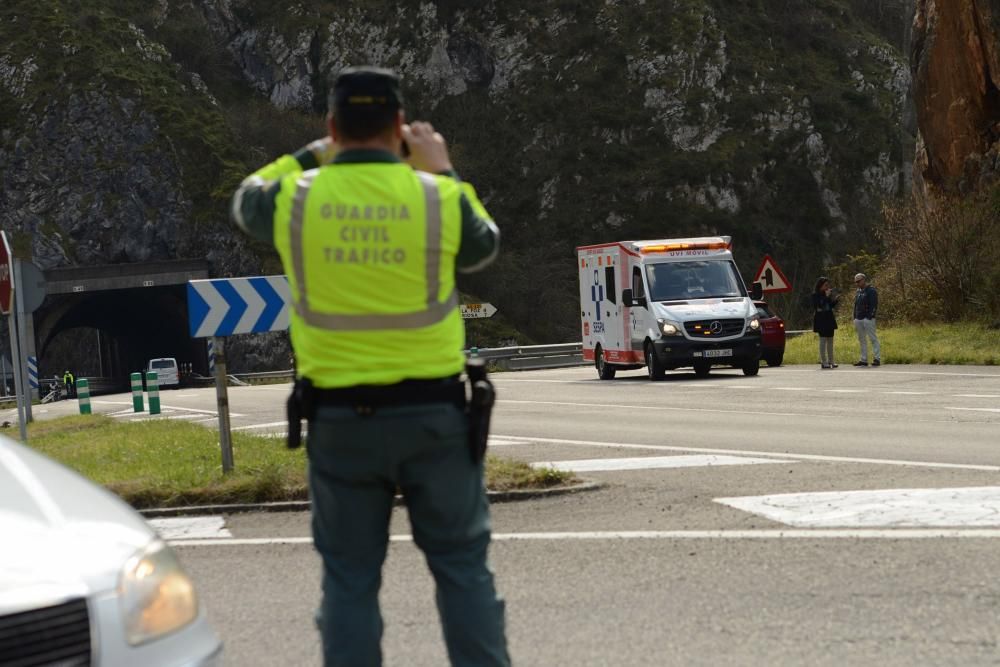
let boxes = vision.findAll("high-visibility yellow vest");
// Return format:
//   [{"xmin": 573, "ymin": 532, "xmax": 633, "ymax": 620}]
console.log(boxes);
[{"xmin": 273, "ymin": 162, "xmax": 465, "ymax": 388}]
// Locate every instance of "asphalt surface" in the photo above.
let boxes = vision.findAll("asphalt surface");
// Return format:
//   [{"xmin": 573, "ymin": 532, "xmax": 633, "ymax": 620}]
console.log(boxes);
[{"xmin": 17, "ymin": 364, "xmax": 1000, "ymax": 665}]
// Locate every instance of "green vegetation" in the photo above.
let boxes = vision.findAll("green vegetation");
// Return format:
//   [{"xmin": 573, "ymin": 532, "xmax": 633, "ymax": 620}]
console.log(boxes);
[
  {"xmin": 783, "ymin": 322, "xmax": 1000, "ymax": 366},
  {"xmin": 26, "ymin": 416, "xmax": 576, "ymax": 509}
]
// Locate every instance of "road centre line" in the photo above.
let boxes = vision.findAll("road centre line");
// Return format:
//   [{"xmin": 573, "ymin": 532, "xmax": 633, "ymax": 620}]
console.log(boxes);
[
  {"xmin": 947, "ymin": 407, "xmax": 1000, "ymax": 414},
  {"xmin": 169, "ymin": 528, "xmax": 1000, "ymax": 547},
  {"xmin": 501, "ymin": 399, "xmax": 805, "ymax": 418},
  {"xmin": 531, "ymin": 455, "xmax": 796, "ymax": 472},
  {"xmin": 767, "ymin": 368, "xmax": 1000, "ymax": 379},
  {"xmin": 493, "ymin": 434, "xmax": 1000, "ymax": 471},
  {"xmin": 496, "ymin": 380, "xmax": 994, "ymax": 400}
]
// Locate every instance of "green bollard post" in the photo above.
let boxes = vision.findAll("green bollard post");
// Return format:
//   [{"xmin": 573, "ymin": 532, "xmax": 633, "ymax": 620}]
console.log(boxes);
[
  {"xmin": 130, "ymin": 372, "xmax": 144, "ymax": 412},
  {"xmin": 77, "ymin": 378, "xmax": 91, "ymax": 415},
  {"xmin": 146, "ymin": 371, "xmax": 160, "ymax": 415}
]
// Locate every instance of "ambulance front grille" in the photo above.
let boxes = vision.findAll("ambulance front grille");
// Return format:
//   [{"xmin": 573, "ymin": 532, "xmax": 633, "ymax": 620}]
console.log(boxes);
[{"xmin": 684, "ymin": 319, "xmax": 744, "ymax": 338}]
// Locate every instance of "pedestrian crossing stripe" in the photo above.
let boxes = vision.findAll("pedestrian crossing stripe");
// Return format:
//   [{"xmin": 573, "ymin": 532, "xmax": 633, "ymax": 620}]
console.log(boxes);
[{"xmin": 716, "ymin": 486, "xmax": 1000, "ymax": 528}]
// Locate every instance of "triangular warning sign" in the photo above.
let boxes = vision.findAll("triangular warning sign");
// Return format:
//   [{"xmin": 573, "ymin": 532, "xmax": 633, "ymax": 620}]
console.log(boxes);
[{"xmin": 753, "ymin": 255, "xmax": 792, "ymax": 293}]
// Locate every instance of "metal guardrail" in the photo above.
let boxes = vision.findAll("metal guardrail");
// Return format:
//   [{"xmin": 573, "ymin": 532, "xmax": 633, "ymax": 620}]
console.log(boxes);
[{"xmin": 470, "ymin": 343, "xmax": 587, "ymax": 371}]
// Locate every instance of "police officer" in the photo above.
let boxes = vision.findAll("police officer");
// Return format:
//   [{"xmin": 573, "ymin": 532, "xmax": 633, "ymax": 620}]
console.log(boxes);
[
  {"xmin": 62, "ymin": 369, "xmax": 75, "ymax": 398},
  {"xmin": 231, "ymin": 66, "xmax": 509, "ymax": 666}
]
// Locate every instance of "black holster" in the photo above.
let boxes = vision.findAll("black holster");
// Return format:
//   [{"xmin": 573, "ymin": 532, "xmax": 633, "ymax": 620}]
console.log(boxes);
[
  {"xmin": 287, "ymin": 378, "xmax": 316, "ymax": 449},
  {"xmin": 465, "ymin": 358, "xmax": 495, "ymax": 464}
]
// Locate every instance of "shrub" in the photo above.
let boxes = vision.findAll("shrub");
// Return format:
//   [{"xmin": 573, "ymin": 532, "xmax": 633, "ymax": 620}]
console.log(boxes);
[{"xmin": 879, "ymin": 187, "xmax": 1000, "ymax": 322}]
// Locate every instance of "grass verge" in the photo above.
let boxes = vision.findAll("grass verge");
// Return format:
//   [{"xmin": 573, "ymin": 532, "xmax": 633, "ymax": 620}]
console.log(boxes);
[
  {"xmin": 25, "ymin": 416, "xmax": 576, "ymax": 509},
  {"xmin": 782, "ymin": 322, "xmax": 1000, "ymax": 366}
]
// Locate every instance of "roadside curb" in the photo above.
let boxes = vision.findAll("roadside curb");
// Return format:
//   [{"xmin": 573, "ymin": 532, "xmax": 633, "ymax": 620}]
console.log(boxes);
[{"xmin": 138, "ymin": 480, "xmax": 603, "ymax": 518}]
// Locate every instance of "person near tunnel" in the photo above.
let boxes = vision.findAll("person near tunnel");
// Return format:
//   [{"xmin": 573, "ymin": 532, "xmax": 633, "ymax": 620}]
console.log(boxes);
[{"xmin": 62, "ymin": 369, "xmax": 76, "ymax": 398}]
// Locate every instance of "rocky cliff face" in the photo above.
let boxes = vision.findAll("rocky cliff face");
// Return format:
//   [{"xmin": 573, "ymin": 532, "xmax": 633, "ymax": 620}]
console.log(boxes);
[
  {"xmin": 911, "ymin": 0, "xmax": 1000, "ymax": 194},
  {"xmin": 912, "ymin": 0, "xmax": 1000, "ymax": 195},
  {"xmin": 1, "ymin": 0, "xmax": 913, "ymax": 346}
]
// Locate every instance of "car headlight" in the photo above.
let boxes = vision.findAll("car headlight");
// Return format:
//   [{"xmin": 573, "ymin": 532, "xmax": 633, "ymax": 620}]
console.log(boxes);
[
  {"xmin": 657, "ymin": 319, "xmax": 683, "ymax": 336},
  {"xmin": 119, "ymin": 541, "xmax": 198, "ymax": 646},
  {"xmin": 747, "ymin": 316, "xmax": 761, "ymax": 332}
]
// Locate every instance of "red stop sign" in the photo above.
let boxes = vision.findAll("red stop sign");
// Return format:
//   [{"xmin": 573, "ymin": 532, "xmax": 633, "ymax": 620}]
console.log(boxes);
[{"xmin": 0, "ymin": 231, "xmax": 12, "ymax": 315}]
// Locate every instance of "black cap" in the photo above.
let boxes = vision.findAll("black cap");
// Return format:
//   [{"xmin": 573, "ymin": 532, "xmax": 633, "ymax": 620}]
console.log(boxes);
[{"xmin": 330, "ymin": 66, "xmax": 403, "ymax": 112}]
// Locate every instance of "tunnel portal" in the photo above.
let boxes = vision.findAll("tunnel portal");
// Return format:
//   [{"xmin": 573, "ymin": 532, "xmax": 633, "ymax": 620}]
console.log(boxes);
[{"xmin": 33, "ymin": 260, "xmax": 210, "ymax": 385}]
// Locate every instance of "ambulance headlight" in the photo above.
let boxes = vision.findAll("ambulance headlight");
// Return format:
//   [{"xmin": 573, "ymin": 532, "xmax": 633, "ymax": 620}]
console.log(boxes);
[
  {"xmin": 657, "ymin": 319, "xmax": 683, "ymax": 336},
  {"xmin": 747, "ymin": 316, "xmax": 761, "ymax": 332}
]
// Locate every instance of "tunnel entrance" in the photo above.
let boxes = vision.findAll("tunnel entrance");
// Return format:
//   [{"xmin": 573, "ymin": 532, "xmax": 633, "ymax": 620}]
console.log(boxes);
[{"xmin": 34, "ymin": 260, "xmax": 210, "ymax": 386}]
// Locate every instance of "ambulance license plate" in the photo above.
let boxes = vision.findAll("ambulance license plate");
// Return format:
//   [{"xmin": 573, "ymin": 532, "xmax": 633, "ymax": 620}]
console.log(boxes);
[{"xmin": 704, "ymin": 349, "xmax": 732, "ymax": 358}]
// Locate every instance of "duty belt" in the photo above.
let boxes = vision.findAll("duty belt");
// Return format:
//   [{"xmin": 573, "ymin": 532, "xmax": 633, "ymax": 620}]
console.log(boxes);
[
  {"xmin": 314, "ymin": 377, "xmax": 465, "ymax": 412},
  {"xmin": 286, "ymin": 364, "xmax": 494, "ymax": 465},
  {"xmin": 286, "ymin": 376, "xmax": 465, "ymax": 449}
]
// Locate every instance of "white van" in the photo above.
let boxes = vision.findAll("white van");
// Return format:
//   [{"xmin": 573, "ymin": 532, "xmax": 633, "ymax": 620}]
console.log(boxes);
[
  {"xmin": 577, "ymin": 236, "xmax": 763, "ymax": 380},
  {"xmin": 146, "ymin": 357, "xmax": 180, "ymax": 388}
]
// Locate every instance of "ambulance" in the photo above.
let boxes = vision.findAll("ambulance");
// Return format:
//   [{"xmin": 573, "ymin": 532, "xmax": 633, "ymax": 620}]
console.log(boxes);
[{"xmin": 577, "ymin": 236, "xmax": 763, "ymax": 380}]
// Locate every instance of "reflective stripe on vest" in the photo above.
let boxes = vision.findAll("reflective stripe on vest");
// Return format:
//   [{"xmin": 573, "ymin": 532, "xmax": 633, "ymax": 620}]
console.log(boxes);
[{"xmin": 288, "ymin": 170, "xmax": 457, "ymax": 330}]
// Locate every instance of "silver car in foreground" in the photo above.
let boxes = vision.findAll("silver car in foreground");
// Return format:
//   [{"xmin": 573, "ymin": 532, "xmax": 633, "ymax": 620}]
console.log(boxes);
[{"xmin": 0, "ymin": 436, "xmax": 222, "ymax": 666}]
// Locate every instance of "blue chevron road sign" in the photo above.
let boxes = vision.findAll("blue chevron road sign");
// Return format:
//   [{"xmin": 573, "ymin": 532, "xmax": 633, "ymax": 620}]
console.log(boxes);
[
  {"xmin": 27, "ymin": 356, "xmax": 38, "ymax": 390},
  {"xmin": 187, "ymin": 276, "xmax": 291, "ymax": 338}
]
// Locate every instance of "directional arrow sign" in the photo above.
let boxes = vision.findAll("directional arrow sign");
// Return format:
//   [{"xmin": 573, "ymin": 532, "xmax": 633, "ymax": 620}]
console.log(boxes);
[
  {"xmin": 461, "ymin": 303, "xmax": 497, "ymax": 319},
  {"xmin": 187, "ymin": 276, "xmax": 291, "ymax": 338},
  {"xmin": 752, "ymin": 255, "xmax": 792, "ymax": 293}
]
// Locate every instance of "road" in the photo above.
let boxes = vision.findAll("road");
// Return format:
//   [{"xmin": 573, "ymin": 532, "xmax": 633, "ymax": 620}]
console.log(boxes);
[{"xmin": 19, "ymin": 364, "xmax": 1000, "ymax": 665}]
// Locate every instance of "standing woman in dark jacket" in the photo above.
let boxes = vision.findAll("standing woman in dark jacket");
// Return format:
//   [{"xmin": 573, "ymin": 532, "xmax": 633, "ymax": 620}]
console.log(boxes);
[{"xmin": 812, "ymin": 277, "xmax": 839, "ymax": 368}]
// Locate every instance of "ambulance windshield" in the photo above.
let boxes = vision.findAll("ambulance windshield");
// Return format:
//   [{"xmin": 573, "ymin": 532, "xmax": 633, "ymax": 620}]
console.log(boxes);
[{"xmin": 645, "ymin": 260, "xmax": 746, "ymax": 302}]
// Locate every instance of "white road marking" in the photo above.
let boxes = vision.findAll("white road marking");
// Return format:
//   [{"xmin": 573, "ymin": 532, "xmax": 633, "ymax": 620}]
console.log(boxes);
[
  {"xmin": 169, "ymin": 528, "xmax": 1000, "ymax": 547},
  {"xmin": 232, "ymin": 421, "xmax": 288, "ymax": 431},
  {"xmin": 953, "ymin": 394, "xmax": 1000, "ymax": 398},
  {"xmin": 946, "ymin": 407, "xmax": 1000, "ymax": 414},
  {"xmin": 172, "ymin": 393, "xmax": 199, "ymax": 398},
  {"xmin": 885, "ymin": 391, "xmax": 930, "ymax": 395},
  {"xmin": 531, "ymin": 455, "xmax": 795, "ymax": 472},
  {"xmin": 774, "ymin": 387, "xmax": 809, "ymax": 391},
  {"xmin": 488, "ymin": 437, "xmax": 531, "ymax": 447},
  {"xmin": 773, "ymin": 368, "xmax": 1000, "ymax": 378},
  {"xmin": 502, "ymin": 399, "xmax": 804, "ymax": 418},
  {"xmin": 717, "ymin": 487, "xmax": 1000, "ymax": 528},
  {"xmin": 823, "ymin": 389, "xmax": 866, "ymax": 393},
  {"xmin": 162, "ymin": 405, "xmax": 245, "ymax": 417},
  {"xmin": 492, "ymin": 434, "xmax": 1000, "ymax": 471},
  {"xmin": 149, "ymin": 516, "xmax": 232, "ymax": 540}
]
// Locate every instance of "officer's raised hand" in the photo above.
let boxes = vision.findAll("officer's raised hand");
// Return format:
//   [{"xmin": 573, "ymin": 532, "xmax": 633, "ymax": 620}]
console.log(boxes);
[
  {"xmin": 305, "ymin": 136, "xmax": 339, "ymax": 166},
  {"xmin": 402, "ymin": 121, "xmax": 453, "ymax": 174}
]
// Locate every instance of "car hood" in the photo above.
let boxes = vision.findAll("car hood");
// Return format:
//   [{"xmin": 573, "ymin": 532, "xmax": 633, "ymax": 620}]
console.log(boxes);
[
  {"xmin": 654, "ymin": 299, "xmax": 752, "ymax": 321},
  {"xmin": 0, "ymin": 437, "xmax": 155, "ymax": 615}
]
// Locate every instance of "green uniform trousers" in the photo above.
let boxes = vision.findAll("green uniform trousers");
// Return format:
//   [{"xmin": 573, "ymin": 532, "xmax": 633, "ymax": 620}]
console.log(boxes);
[{"xmin": 306, "ymin": 401, "xmax": 510, "ymax": 667}]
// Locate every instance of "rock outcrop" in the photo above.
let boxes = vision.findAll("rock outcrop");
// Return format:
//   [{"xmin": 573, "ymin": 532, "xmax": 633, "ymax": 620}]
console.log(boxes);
[
  {"xmin": 912, "ymin": 0, "xmax": 1000, "ymax": 193},
  {"xmin": 1, "ymin": 0, "xmax": 914, "ymax": 347}
]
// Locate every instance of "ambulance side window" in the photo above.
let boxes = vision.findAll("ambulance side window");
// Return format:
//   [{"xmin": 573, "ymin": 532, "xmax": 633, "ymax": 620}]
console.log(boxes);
[
  {"xmin": 632, "ymin": 266, "xmax": 645, "ymax": 298},
  {"xmin": 605, "ymin": 267, "xmax": 617, "ymax": 305}
]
